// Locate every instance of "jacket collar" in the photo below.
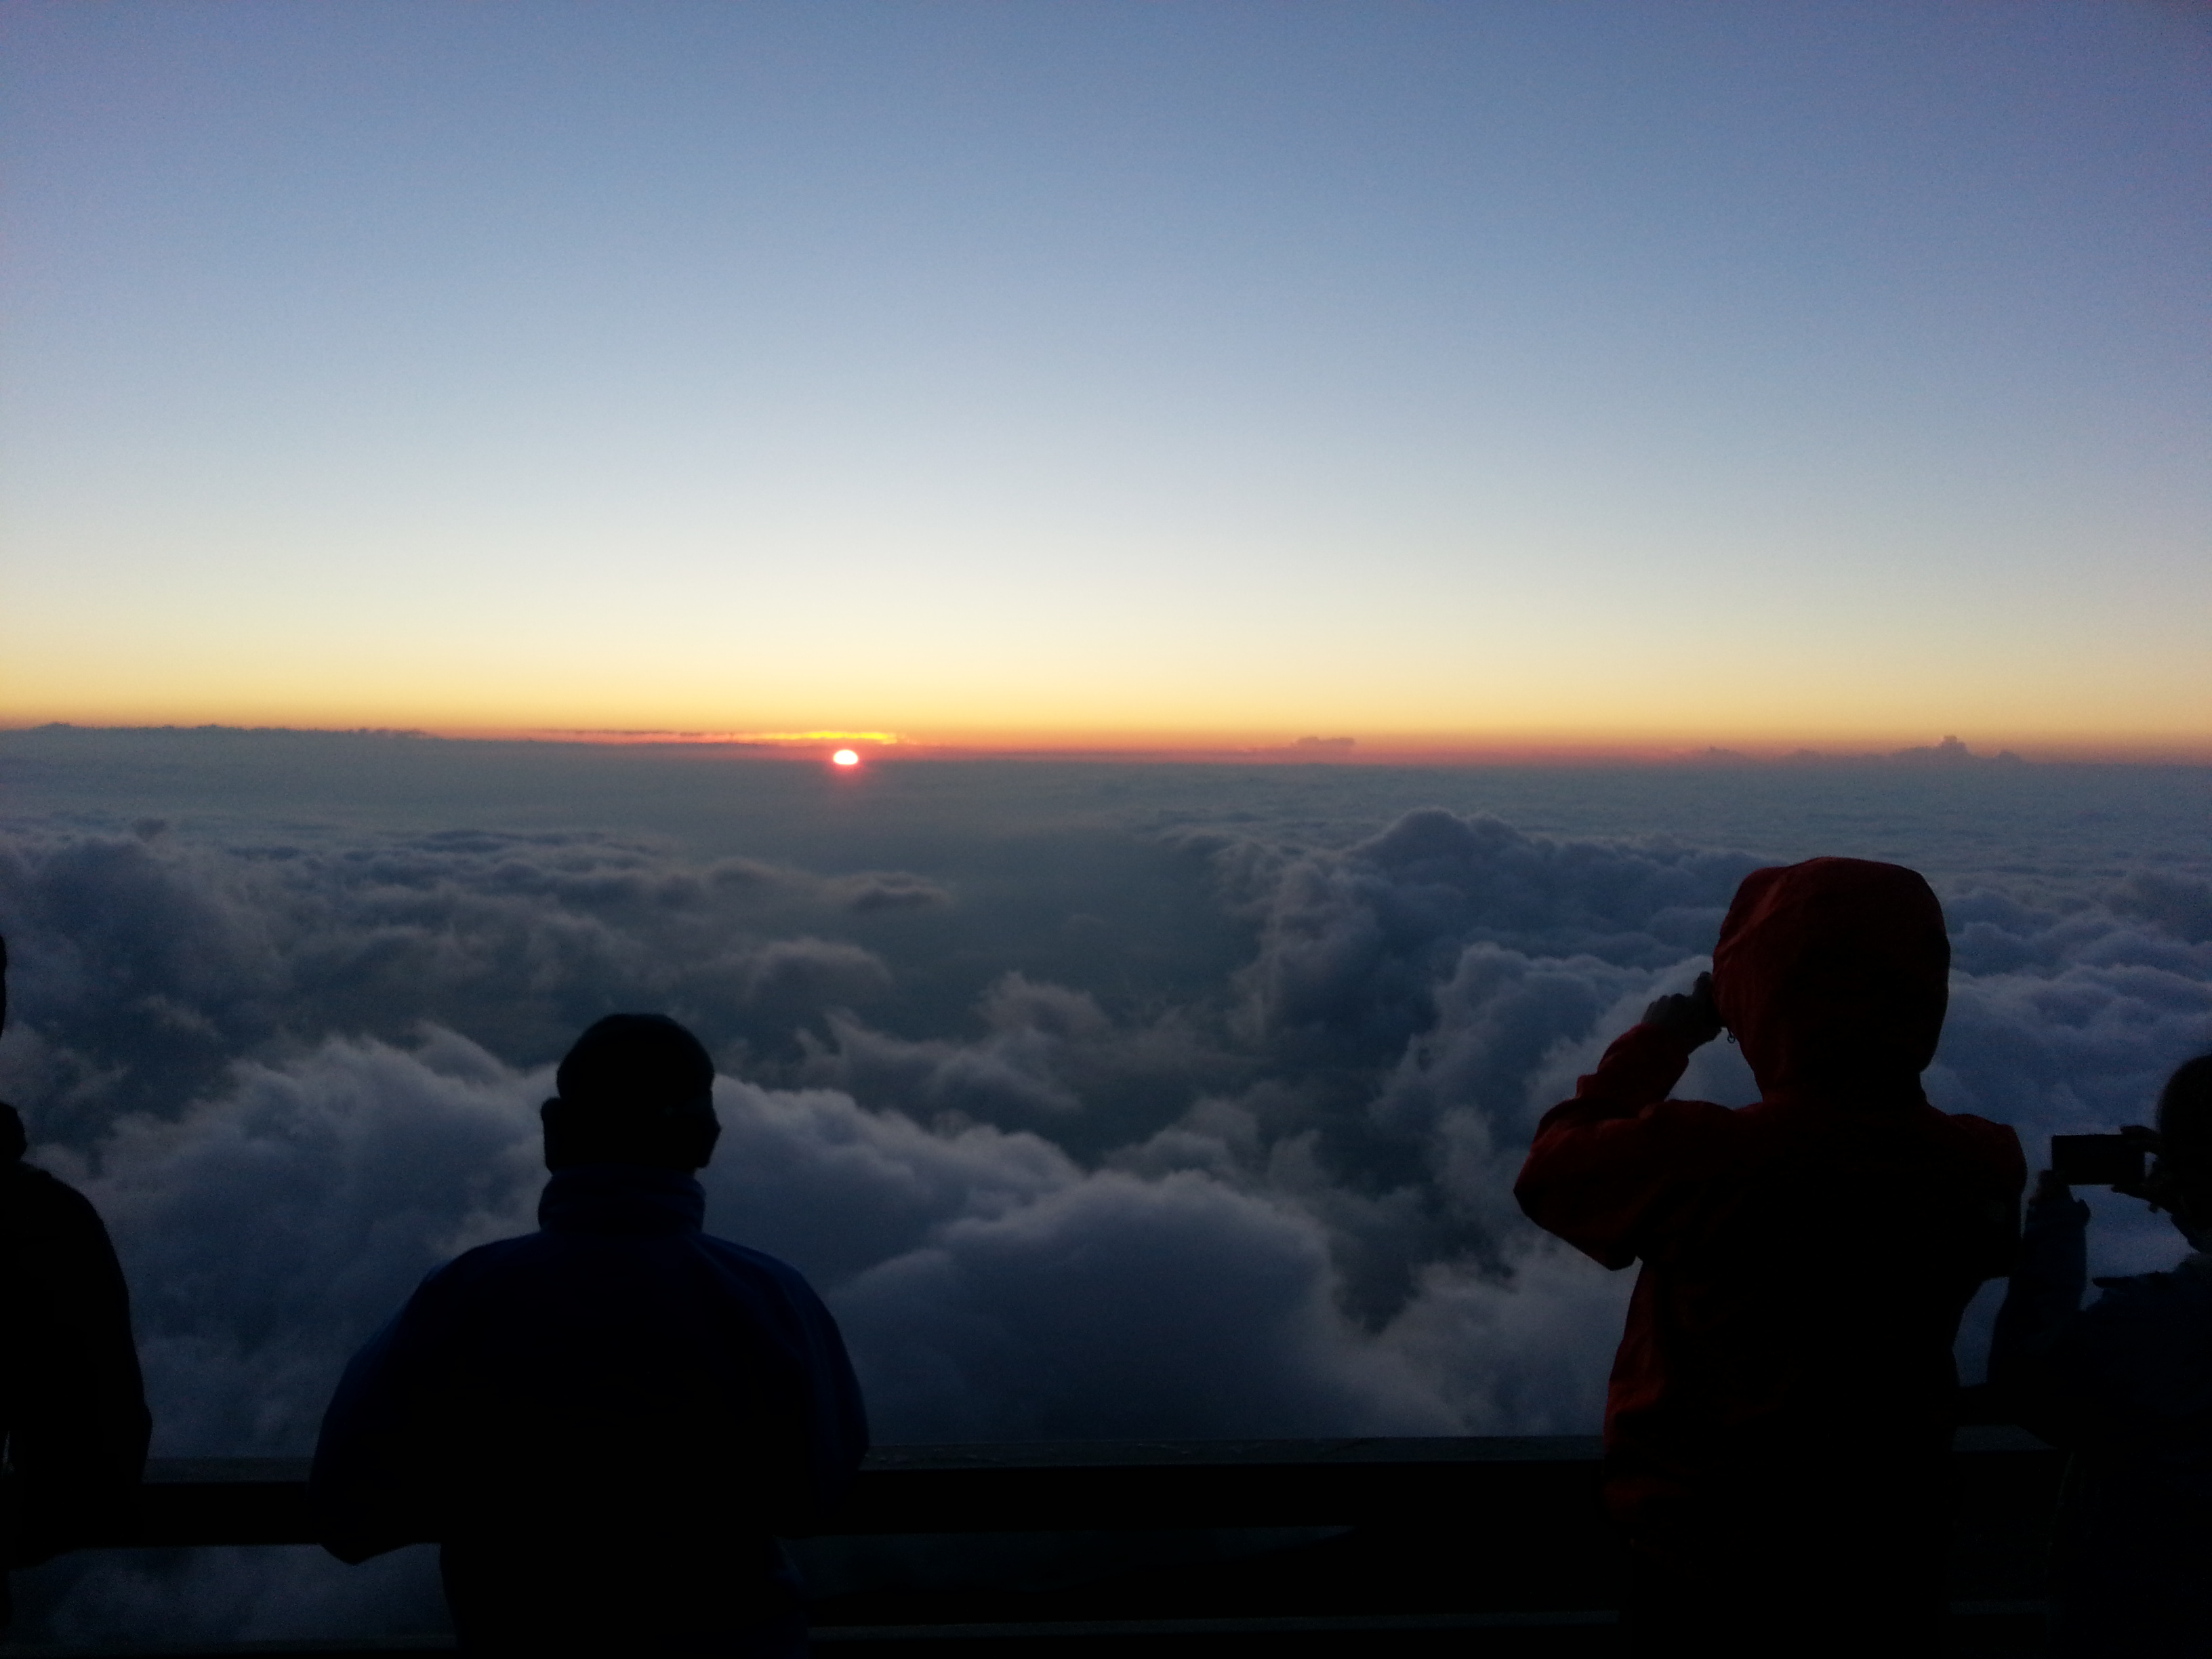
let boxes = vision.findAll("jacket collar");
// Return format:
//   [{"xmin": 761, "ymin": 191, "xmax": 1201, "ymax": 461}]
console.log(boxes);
[
  {"xmin": 538, "ymin": 1164, "xmax": 705, "ymax": 1235},
  {"xmin": 1760, "ymin": 1076, "xmax": 1931, "ymax": 1112}
]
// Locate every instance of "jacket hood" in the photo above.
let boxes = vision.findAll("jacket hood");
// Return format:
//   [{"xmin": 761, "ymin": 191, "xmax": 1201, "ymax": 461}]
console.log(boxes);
[{"xmin": 1711, "ymin": 857, "xmax": 1949, "ymax": 1095}]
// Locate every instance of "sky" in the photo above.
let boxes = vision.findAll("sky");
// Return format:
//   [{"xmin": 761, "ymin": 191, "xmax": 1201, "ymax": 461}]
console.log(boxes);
[
  {"xmin": 5, "ymin": 727, "xmax": 2212, "ymax": 1639},
  {"xmin": 3, "ymin": 1, "xmax": 2207, "ymax": 756}
]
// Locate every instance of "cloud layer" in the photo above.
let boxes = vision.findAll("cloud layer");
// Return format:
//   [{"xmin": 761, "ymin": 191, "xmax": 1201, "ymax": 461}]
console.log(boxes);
[{"xmin": 3, "ymin": 775, "xmax": 2209, "ymax": 1639}]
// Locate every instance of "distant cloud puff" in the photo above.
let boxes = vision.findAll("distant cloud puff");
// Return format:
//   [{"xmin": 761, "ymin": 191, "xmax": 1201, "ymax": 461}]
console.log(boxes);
[
  {"xmin": 825, "ymin": 872, "xmax": 954, "ymax": 914},
  {"xmin": 738, "ymin": 937, "xmax": 895, "ymax": 1008}
]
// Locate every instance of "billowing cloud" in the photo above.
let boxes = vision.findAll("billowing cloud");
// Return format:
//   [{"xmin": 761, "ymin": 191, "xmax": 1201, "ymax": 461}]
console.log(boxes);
[
  {"xmin": 0, "ymin": 827, "xmax": 930, "ymax": 1132},
  {"xmin": 3, "ymin": 770, "xmax": 2209, "ymax": 1639}
]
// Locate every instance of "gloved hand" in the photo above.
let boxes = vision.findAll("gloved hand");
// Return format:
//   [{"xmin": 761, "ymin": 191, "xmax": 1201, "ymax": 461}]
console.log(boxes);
[{"xmin": 1641, "ymin": 970, "xmax": 1723, "ymax": 1049}]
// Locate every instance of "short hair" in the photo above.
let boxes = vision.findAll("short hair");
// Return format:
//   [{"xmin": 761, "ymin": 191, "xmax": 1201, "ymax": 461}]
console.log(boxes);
[{"xmin": 556, "ymin": 1015, "xmax": 715, "ymax": 1116}]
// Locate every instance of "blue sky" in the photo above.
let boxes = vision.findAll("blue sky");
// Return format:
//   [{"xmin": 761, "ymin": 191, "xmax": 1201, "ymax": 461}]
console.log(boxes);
[{"xmin": 3, "ymin": 1, "xmax": 2207, "ymax": 750}]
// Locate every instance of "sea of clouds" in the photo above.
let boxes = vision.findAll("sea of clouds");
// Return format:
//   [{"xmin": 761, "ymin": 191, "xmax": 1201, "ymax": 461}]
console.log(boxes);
[{"xmin": 2, "ymin": 731, "xmax": 2208, "ymax": 1641}]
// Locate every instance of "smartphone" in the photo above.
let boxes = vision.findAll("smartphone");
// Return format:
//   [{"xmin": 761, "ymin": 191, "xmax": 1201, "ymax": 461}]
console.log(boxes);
[{"xmin": 2050, "ymin": 1134, "xmax": 2144, "ymax": 1187}]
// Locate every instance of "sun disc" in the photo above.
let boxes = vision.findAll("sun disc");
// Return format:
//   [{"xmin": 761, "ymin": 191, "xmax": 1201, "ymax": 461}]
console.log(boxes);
[{"xmin": 832, "ymin": 749, "xmax": 860, "ymax": 767}]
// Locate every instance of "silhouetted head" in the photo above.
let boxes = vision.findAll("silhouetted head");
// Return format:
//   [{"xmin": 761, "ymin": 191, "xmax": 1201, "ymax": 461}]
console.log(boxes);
[
  {"xmin": 1712, "ymin": 857, "xmax": 1950, "ymax": 1096},
  {"xmin": 2156, "ymin": 1054, "xmax": 2212, "ymax": 1240},
  {"xmin": 540, "ymin": 1014, "xmax": 720, "ymax": 1173}
]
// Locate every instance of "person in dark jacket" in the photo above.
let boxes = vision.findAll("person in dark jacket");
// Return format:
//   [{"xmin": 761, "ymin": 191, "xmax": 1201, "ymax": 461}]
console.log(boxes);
[
  {"xmin": 310, "ymin": 1014, "xmax": 868, "ymax": 1657},
  {"xmin": 1990, "ymin": 1054, "xmax": 2212, "ymax": 1658},
  {"xmin": 1515, "ymin": 859, "xmax": 2024, "ymax": 1655},
  {"xmin": 0, "ymin": 935, "xmax": 152, "ymax": 1629}
]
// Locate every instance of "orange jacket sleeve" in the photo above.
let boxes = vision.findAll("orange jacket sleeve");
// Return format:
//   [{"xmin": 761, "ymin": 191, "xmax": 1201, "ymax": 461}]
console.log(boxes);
[{"xmin": 1514, "ymin": 1023, "xmax": 1725, "ymax": 1270}]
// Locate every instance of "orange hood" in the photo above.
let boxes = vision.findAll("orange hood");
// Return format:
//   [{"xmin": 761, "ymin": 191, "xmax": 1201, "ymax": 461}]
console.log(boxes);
[{"xmin": 1711, "ymin": 857, "xmax": 1950, "ymax": 1094}]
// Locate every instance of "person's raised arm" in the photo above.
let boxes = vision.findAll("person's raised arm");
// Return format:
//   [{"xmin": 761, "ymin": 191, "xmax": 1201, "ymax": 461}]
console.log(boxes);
[
  {"xmin": 1990, "ymin": 1124, "xmax": 2165, "ymax": 1446},
  {"xmin": 1990, "ymin": 1170, "xmax": 2090, "ymax": 1393},
  {"xmin": 1514, "ymin": 972, "xmax": 1724, "ymax": 1269}
]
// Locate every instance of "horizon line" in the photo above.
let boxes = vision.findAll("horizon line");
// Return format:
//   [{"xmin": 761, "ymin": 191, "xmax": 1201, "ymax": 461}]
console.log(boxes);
[{"xmin": 7, "ymin": 721, "xmax": 2211, "ymax": 767}]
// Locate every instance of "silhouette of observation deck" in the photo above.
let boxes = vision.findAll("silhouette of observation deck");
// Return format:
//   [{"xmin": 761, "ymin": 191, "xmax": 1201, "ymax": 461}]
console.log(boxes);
[{"xmin": 16, "ymin": 1416, "xmax": 2060, "ymax": 1658}]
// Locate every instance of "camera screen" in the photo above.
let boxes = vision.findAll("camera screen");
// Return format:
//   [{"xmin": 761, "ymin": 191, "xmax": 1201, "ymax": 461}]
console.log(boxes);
[{"xmin": 2050, "ymin": 1134, "xmax": 2144, "ymax": 1187}]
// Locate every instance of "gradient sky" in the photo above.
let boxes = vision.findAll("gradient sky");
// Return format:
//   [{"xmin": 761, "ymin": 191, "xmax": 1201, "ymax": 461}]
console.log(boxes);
[{"xmin": 3, "ymin": 1, "xmax": 2207, "ymax": 754}]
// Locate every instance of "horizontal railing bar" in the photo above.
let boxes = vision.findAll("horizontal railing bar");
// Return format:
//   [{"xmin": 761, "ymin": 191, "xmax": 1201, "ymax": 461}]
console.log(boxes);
[
  {"xmin": 0, "ymin": 1644, "xmax": 458, "ymax": 1658},
  {"xmin": 0, "ymin": 1606, "xmax": 2054, "ymax": 1659},
  {"xmin": 853, "ymin": 1437, "xmax": 1608, "ymax": 1469},
  {"xmin": 83, "ymin": 1429, "xmax": 2055, "ymax": 1551},
  {"xmin": 814, "ymin": 1612, "xmax": 1625, "ymax": 1639}
]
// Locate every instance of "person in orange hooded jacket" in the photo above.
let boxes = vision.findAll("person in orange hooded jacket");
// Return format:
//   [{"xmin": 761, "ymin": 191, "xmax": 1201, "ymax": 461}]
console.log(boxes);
[{"xmin": 1516, "ymin": 858, "xmax": 2024, "ymax": 1654}]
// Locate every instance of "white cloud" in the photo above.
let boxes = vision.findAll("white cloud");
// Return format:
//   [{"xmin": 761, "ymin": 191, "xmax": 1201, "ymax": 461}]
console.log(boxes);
[{"xmin": 2, "ymin": 784, "xmax": 2208, "ymax": 1640}]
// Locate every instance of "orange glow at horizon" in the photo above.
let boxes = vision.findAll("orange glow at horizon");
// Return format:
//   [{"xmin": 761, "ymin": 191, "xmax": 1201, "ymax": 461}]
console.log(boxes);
[
  {"xmin": 4, "ymin": 711, "xmax": 2205, "ymax": 766},
  {"xmin": 7, "ymin": 626, "xmax": 2203, "ymax": 766}
]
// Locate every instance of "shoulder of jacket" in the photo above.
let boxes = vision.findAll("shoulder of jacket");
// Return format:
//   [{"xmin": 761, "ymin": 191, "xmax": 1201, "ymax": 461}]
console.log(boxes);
[
  {"xmin": 1935, "ymin": 1107, "xmax": 2020, "ymax": 1142},
  {"xmin": 1618, "ymin": 1097, "xmax": 1744, "ymax": 1142},
  {"xmin": 701, "ymin": 1235, "xmax": 829, "ymax": 1299},
  {"xmin": 3, "ymin": 1160, "xmax": 101, "ymax": 1215},
  {"xmin": 701, "ymin": 1233, "xmax": 798, "ymax": 1275},
  {"xmin": 1928, "ymin": 1109, "xmax": 2026, "ymax": 1168},
  {"xmin": 1655, "ymin": 1096, "xmax": 1742, "ymax": 1127},
  {"xmin": 415, "ymin": 1229, "xmax": 548, "ymax": 1289},
  {"xmin": 1601, "ymin": 1097, "xmax": 1744, "ymax": 1159},
  {"xmin": 1654, "ymin": 1097, "xmax": 1769, "ymax": 1141}
]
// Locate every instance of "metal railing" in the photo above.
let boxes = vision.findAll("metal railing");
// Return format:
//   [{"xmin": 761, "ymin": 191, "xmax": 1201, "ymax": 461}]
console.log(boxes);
[
  {"xmin": 110, "ymin": 1435, "xmax": 1616, "ymax": 1547},
  {"xmin": 20, "ymin": 1428, "xmax": 2063, "ymax": 1657}
]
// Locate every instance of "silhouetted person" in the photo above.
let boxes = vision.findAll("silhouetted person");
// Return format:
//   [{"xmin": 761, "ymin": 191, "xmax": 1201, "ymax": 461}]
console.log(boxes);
[
  {"xmin": 1515, "ymin": 859, "xmax": 2024, "ymax": 1655},
  {"xmin": 0, "ymin": 935, "xmax": 152, "ymax": 1630},
  {"xmin": 310, "ymin": 1015, "xmax": 867, "ymax": 1656},
  {"xmin": 1991, "ymin": 1055, "xmax": 2212, "ymax": 1657}
]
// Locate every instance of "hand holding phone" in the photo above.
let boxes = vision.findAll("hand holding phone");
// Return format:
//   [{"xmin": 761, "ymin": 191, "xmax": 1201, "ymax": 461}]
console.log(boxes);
[{"xmin": 2049, "ymin": 1126, "xmax": 2160, "ymax": 1189}]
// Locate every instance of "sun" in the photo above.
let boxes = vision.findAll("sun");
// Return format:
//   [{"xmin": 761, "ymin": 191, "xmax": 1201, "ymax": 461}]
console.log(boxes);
[{"xmin": 832, "ymin": 749, "xmax": 861, "ymax": 767}]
